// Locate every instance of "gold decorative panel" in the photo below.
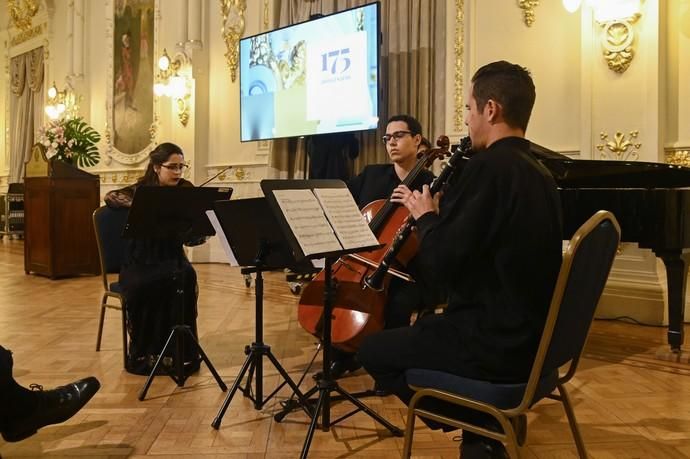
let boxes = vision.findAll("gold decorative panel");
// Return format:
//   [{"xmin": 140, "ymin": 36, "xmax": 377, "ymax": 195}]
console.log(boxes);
[
  {"xmin": 517, "ymin": 0, "xmax": 538, "ymax": 27},
  {"xmin": 600, "ymin": 15, "xmax": 640, "ymax": 74},
  {"xmin": 9, "ymin": 23, "xmax": 44, "ymax": 46},
  {"xmin": 454, "ymin": 0, "xmax": 465, "ymax": 131},
  {"xmin": 665, "ymin": 149, "xmax": 690, "ymax": 168},
  {"xmin": 596, "ymin": 130, "xmax": 641, "ymax": 161},
  {"xmin": 220, "ymin": 0, "xmax": 247, "ymax": 82},
  {"xmin": 8, "ymin": 0, "xmax": 39, "ymax": 32}
]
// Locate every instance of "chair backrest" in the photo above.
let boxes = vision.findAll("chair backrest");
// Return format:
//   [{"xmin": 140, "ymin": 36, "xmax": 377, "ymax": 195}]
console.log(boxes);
[
  {"xmin": 93, "ymin": 206, "xmax": 129, "ymax": 286},
  {"xmin": 518, "ymin": 210, "xmax": 620, "ymax": 411}
]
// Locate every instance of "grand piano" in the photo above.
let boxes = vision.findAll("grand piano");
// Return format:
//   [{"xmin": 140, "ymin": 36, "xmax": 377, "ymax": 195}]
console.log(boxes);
[{"xmin": 532, "ymin": 144, "xmax": 690, "ymax": 352}]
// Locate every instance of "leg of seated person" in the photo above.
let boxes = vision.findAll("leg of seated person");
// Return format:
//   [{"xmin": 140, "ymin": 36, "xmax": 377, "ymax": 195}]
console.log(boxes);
[
  {"xmin": 0, "ymin": 345, "xmax": 101, "ymax": 443},
  {"xmin": 358, "ymin": 315, "xmax": 497, "ymax": 433},
  {"xmin": 358, "ymin": 313, "xmax": 466, "ymax": 404}
]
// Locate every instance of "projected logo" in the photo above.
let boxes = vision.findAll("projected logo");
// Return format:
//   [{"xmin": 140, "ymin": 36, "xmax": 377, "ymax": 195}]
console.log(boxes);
[
  {"xmin": 321, "ymin": 48, "xmax": 351, "ymax": 75},
  {"xmin": 307, "ymin": 32, "xmax": 371, "ymax": 124}
]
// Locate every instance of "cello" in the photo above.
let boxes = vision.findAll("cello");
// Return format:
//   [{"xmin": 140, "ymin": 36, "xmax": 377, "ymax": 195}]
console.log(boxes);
[{"xmin": 297, "ymin": 136, "xmax": 470, "ymax": 352}]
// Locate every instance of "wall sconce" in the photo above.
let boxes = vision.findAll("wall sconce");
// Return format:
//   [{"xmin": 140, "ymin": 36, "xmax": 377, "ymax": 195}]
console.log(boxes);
[
  {"xmin": 153, "ymin": 48, "xmax": 192, "ymax": 127},
  {"xmin": 44, "ymin": 81, "xmax": 79, "ymax": 120},
  {"xmin": 563, "ymin": 0, "xmax": 643, "ymax": 73}
]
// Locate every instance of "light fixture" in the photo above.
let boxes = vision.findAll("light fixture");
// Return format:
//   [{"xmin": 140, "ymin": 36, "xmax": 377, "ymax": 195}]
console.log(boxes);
[
  {"xmin": 562, "ymin": 0, "xmax": 582, "ymax": 13},
  {"xmin": 44, "ymin": 81, "xmax": 78, "ymax": 120},
  {"xmin": 153, "ymin": 48, "xmax": 192, "ymax": 126},
  {"xmin": 563, "ymin": 0, "xmax": 642, "ymax": 73}
]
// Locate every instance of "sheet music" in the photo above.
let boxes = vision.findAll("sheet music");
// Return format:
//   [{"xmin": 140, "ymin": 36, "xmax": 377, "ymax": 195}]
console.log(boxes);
[
  {"xmin": 272, "ymin": 189, "xmax": 342, "ymax": 256},
  {"xmin": 205, "ymin": 210, "xmax": 239, "ymax": 266},
  {"xmin": 313, "ymin": 188, "xmax": 380, "ymax": 250}
]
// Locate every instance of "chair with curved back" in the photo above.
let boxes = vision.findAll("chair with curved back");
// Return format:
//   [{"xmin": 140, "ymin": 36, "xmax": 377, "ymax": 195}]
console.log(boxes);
[
  {"xmin": 93, "ymin": 205, "xmax": 130, "ymax": 365},
  {"xmin": 402, "ymin": 210, "xmax": 621, "ymax": 458}
]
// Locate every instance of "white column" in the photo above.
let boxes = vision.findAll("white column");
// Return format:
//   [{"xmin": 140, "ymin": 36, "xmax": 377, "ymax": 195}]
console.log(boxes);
[
  {"xmin": 177, "ymin": 0, "xmax": 189, "ymax": 49},
  {"xmin": 187, "ymin": 0, "xmax": 202, "ymax": 49},
  {"xmin": 72, "ymin": 0, "xmax": 85, "ymax": 78}
]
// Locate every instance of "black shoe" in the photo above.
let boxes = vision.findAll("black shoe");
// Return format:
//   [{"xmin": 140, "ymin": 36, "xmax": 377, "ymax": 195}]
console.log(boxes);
[
  {"xmin": 373, "ymin": 381, "xmax": 392, "ymax": 397},
  {"xmin": 313, "ymin": 355, "xmax": 362, "ymax": 380},
  {"xmin": 1, "ymin": 377, "xmax": 101, "ymax": 442},
  {"xmin": 460, "ymin": 438, "xmax": 509, "ymax": 459}
]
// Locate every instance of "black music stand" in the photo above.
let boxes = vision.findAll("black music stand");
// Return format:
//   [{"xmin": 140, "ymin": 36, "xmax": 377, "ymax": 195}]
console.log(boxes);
[
  {"xmin": 210, "ymin": 198, "xmax": 313, "ymax": 429},
  {"xmin": 123, "ymin": 186, "xmax": 232, "ymax": 401},
  {"xmin": 261, "ymin": 179, "xmax": 403, "ymax": 459}
]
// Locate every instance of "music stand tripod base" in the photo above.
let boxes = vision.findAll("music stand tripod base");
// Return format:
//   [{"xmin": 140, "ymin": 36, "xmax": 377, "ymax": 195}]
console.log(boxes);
[
  {"xmin": 274, "ymin": 257, "xmax": 403, "ymax": 459},
  {"xmin": 209, "ymin": 198, "xmax": 316, "ymax": 428},
  {"xmin": 211, "ymin": 266, "xmax": 312, "ymax": 430}
]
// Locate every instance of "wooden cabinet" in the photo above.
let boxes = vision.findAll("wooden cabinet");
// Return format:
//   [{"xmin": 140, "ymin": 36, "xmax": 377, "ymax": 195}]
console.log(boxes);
[{"xmin": 24, "ymin": 157, "xmax": 100, "ymax": 278}]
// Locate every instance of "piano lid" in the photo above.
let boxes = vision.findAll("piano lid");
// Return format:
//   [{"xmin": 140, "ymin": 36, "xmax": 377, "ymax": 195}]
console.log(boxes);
[{"xmin": 530, "ymin": 143, "xmax": 690, "ymax": 189}]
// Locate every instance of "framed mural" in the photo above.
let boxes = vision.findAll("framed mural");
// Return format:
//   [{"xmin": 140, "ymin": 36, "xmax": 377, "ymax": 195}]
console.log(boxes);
[{"xmin": 104, "ymin": 0, "xmax": 158, "ymax": 165}]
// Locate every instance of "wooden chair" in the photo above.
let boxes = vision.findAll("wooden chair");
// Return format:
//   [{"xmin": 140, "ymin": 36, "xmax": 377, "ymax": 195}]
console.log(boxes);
[
  {"xmin": 93, "ymin": 206, "xmax": 129, "ymax": 366},
  {"xmin": 402, "ymin": 210, "xmax": 621, "ymax": 458}
]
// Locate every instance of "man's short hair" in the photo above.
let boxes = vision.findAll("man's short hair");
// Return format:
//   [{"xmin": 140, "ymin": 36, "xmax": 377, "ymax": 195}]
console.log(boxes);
[
  {"xmin": 386, "ymin": 114, "xmax": 423, "ymax": 137},
  {"xmin": 471, "ymin": 61, "xmax": 536, "ymax": 132}
]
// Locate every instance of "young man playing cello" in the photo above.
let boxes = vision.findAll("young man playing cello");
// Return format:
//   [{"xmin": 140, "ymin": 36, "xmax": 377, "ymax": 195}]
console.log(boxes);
[{"xmin": 325, "ymin": 114, "xmax": 439, "ymax": 380}]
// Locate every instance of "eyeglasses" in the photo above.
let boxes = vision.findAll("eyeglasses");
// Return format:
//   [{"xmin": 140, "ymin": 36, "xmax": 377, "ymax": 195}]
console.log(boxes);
[
  {"xmin": 381, "ymin": 130, "xmax": 413, "ymax": 145},
  {"xmin": 160, "ymin": 163, "xmax": 189, "ymax": 172}
]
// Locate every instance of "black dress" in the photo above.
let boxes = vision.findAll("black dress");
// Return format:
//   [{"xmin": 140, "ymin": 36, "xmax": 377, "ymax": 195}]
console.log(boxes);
[{"xmin": 105, "ymin": 179, "xmax": 200, "ymax": 376}]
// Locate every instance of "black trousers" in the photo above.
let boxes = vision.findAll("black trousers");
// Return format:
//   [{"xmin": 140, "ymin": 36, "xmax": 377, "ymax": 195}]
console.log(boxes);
[
  {"xmin": 0, "ymin": 345, "xmax": 11, "ymax": 391},
  {"xmin": 357, "ymin": 312, "xmax": 492, "ymax": 431}
]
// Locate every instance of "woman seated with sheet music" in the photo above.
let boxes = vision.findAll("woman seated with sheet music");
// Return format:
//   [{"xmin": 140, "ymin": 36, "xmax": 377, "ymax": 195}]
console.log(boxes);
[{"xmin": 104, "ymin": 142, "xmax": 202, "ymax": 376}]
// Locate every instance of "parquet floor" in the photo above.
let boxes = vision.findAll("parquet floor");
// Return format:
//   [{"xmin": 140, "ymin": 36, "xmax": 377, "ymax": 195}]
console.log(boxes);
[{"xmin": 1, "ymin": 239, "xmax": 690, "ymax": 458}]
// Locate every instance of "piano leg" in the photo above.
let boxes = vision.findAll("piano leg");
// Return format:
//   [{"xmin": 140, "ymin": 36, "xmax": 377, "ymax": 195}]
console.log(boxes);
[{"xmin": 654, "ymin": 249, "xmax": 689, "ymax": 352}]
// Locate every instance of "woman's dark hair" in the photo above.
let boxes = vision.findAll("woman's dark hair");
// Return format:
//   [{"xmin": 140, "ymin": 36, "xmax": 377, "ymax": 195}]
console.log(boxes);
[{"xmin": 137, "ymin": 142, "xmax": 184, "ymax": 186}]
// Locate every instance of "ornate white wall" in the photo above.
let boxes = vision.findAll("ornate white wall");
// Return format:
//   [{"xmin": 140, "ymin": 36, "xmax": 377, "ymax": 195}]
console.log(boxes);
[{"xmin": 1, "ymin": 0, "xmax": 689, "ymax": 323}]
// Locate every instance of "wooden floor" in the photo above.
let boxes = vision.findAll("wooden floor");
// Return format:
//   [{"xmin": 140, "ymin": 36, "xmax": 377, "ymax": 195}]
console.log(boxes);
[{"xmin": 1, "ymin": 239, "xmax": 690, "ymax": 458}]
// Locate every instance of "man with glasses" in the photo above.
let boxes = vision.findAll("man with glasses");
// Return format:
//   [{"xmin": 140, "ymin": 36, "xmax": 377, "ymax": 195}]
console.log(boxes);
[
  {"xmin": 359, "ymin": 61, "xmax": 563, "ymax": 458},
  {"xmin": 322, "ymin": 114, "xmax": 439, "ymax": 381}
]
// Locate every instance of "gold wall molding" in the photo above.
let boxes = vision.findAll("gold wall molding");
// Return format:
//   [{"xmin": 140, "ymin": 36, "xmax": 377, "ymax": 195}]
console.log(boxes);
[
  {"xmin": 263, "ymin": 0, "xmax": 269, "ymax": 30},
  {"xmin": 205, "ymin": 163, "xmax": 265, "ymax": 184},
  {"xmin": 599, "ymin": 14, "xmax": 640, "ymax": 74},
  {"xmin": 665, "ymin": 149, "xmax": 690, "ymax": 167},
  {"xmin": 9, "ymin": 22, "xmax": 44, "ymax": 47},
  {"xmin": 453, "ymin": 0, "xmax": 465, "ymax": 131},
  {"xmin": 596, "ymin": 130, "xmax": 641, "ymax": 161},
  {"xmin": 97, "ymin": 169, "xmax": 145, "ymax": 185},
  {"xmin": 8, "ymin": 0, "xmax": 39, "ymax": 32},
  {"xmin": 517, "ymin": 0, "xmax": 538, "ymax": 27},
  {"xmin": 220, "ymin": 0, "xmax": 247, "ymax": 82}
]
